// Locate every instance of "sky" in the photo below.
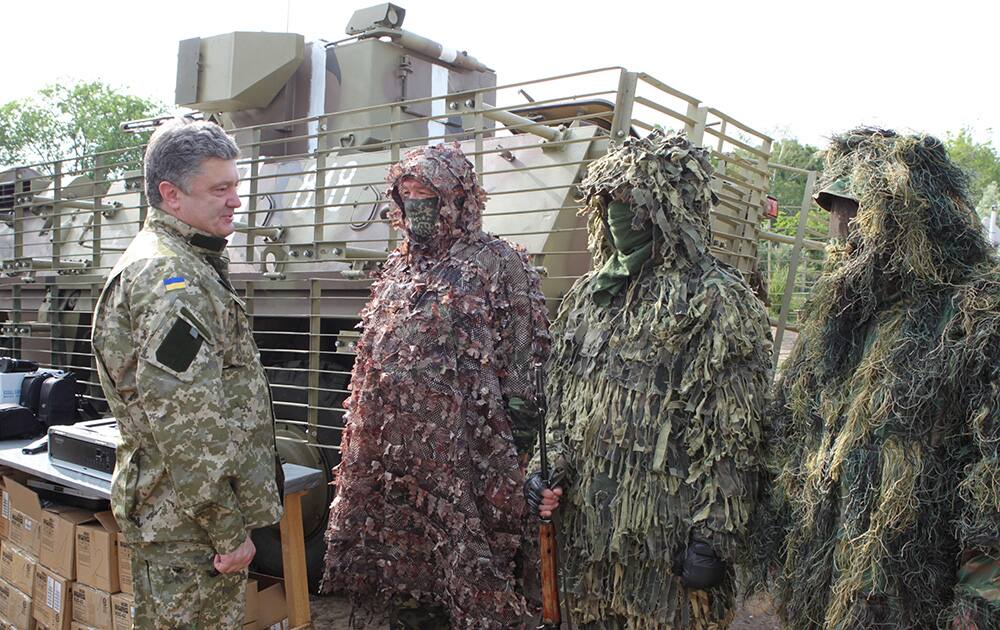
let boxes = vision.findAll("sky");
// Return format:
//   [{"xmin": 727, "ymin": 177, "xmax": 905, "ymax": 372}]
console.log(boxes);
[{"xmin": 2, "ymin": 0, "xmax": 996, "ymax": 149}]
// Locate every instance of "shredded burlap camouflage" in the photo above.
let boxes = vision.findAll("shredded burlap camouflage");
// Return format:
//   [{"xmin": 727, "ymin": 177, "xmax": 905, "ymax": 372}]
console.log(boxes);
[
  {"xmin": 321, "ymin": 143, "xmax": 551, "ymax": 629},
  {"xmin": 534, "ymin": 131, "xmax": 772, "ymax": 629},
  {"xmin": 757, "ymin": 128, "xmax": 1000, "ymax": 628}
]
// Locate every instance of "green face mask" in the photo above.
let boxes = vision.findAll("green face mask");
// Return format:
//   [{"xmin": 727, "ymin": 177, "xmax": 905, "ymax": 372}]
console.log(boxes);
[
  {"xmin": 590, "ymin": 200, "xmax": 655, "ymax": 306},
  {"xmin": 607, "ymin": 201, "xmax": 651, "ymax": 254},
  {"xmin": 403, "ymin": 197, "xmax": 440, "ymax": 241}
]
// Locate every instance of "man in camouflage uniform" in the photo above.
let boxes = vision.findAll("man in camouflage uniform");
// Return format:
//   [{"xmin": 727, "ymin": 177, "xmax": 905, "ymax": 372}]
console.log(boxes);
[
  {"xmin": 321, "ymin": 143, "xmax": 550, "ymax": 629},
  {"xmin": 762, "ymin": 128, "xmax": 1000, "ymax": 629},
  {"xmin": 527, "ymin": 131, "xmax": 773, "ymax": 630},
  {"xmin": 92, "ymin": 120, "xmax": 284, "ymax": 629}
]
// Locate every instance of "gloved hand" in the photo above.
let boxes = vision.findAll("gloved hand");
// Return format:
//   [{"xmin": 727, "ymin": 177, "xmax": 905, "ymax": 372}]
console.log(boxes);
[
  {"xmin": 523, "ymin": 472, "xmax": 547, "ymax": 515},
  {"xmin": 672, "ymin": 537, "xmax": 726, "ymax": 589}
]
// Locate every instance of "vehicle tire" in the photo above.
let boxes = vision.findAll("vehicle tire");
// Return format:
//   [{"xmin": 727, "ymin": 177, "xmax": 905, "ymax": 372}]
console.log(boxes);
[
  {"xmin": 250, "ymin": 441, "xmax": 336, "ymax": 591},
  {"xmin": 250, "ymin": 357, "xmax": 348, "ymax": 590}
]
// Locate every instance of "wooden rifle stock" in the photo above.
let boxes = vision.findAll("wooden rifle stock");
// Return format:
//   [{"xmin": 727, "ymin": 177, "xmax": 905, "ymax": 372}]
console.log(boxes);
[
  {"xmin": 539, "ymin": 518, "xmax": 561, "ymax": 627},
  {"xmin": 535, "ymin": 365, "xmax": 562, "ymax": 629}
]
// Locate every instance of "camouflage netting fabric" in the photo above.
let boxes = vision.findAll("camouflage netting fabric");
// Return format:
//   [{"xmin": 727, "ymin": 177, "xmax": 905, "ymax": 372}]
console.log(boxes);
[
  {"xmin": 535, "ymin": 131, "xmax": 772, "ymax": 629},
  {"xmin": 321, "ymin": 143, "xmax": 551, "ymax": 629},
  {"xmin": 758, "ymin": 128, "xmax": 1000, "ymax": 628}
]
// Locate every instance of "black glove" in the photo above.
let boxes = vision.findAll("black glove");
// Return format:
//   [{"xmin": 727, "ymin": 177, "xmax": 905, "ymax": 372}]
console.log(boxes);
[
  {"xmin": 672, "ymin": 538, "xmax": 726, "ymax": 590},
  {"xmin": 523, "ymin": 472, "xmax": 547, "ymax": 515}
]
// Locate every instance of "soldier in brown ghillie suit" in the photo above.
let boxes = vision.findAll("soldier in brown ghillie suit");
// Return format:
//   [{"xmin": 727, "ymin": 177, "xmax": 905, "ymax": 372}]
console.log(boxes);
[
  {"xmin": 526, "ymin": 131, "xmax": 773, "ymax": 630},
  {"xmin": 755, "ymin": 128, "xmax": 1000, "ymax": 629},
  {"xmin": 321, "ymin": 143, "xmax": 550, "ymax": 629}
]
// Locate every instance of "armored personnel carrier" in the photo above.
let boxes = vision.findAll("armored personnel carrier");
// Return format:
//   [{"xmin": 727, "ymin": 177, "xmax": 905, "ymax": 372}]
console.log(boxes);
[{"xmin": 0, "ymin": 3, "xmax": 777, "ymax": 583}]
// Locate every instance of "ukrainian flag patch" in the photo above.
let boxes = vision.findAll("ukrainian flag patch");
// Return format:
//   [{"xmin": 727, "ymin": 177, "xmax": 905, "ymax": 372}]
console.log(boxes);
[{"xmin": 163, "ymin": 276, "xmax": 187, "ymax": 291}]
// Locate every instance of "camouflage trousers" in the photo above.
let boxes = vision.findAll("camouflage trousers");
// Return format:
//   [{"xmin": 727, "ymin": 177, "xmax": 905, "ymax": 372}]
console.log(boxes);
[{"xmin": 131, "ymin": 541, "xmax": 246, "ymax": 629}]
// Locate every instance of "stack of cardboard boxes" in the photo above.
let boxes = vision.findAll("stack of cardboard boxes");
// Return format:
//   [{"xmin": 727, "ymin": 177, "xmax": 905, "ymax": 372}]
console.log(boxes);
[
  {"xmin": 0, "ymin": 475, "xmax": 129, "ymax": 630},
  {"xmin": 0, "ymin": 475, "xmax": 287, "ymax": 630}
]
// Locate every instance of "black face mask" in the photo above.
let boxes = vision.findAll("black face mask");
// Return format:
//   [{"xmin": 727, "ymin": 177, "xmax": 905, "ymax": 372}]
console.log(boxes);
[{"xmin": 403, "ymin": 197, "xmax": 440, "ymax": 241}]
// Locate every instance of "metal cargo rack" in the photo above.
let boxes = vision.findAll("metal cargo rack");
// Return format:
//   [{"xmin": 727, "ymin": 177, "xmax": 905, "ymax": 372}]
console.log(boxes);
[{"xmin": 0, "ymin": 64, "xmax": 790, "ymax": 580}]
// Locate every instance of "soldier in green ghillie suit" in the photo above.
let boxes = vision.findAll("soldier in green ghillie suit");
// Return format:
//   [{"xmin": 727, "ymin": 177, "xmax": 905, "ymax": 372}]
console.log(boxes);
[
  {"xmin": 760, "ymin": 127, "xmax": 1000, "ymax": 629},
  {"xmin": 525, "ymin": 131, "xmax": 773, "ymax": 630}
]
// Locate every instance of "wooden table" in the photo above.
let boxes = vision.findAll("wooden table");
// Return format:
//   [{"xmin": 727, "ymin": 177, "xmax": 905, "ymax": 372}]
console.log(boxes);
[{"xmin": 0, "ymin": 439, "xmax": 322, "ymax": 629}]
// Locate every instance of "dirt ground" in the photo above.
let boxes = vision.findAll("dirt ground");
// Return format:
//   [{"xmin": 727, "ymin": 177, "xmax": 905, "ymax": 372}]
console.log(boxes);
[{"xmin": 308, "ymin": 592, "xmax": 782, "ymax": 629}]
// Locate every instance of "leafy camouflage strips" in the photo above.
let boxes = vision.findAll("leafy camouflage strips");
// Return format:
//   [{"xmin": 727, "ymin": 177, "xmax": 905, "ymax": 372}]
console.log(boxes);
[
  {"xmin": 534, "ymin": 131, "xmax": 773, "ymax": 629},
  {"xmin": 759, "ymin": 128, "xmax": 1000, "ymax": 628},
  {"xmin": 321, "ymin": 143, "xmax": 551, "ymax": 629}
]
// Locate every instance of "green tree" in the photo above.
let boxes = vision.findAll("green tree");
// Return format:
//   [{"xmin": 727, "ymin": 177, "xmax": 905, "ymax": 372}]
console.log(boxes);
[
  {"xmin": 944, "ymin": 128, "xmax": 1000, "ymax": 210},
  {"xmin": 978, "ymin": 181, "xmax": 1000, "ymax": 217},
  {"xmin": 0, "ymin": 80, "xmax": 166, "ymax": 173},
  {"xmin": 768, "ymin": 138, "xmax": 826, "ymax": 237}
]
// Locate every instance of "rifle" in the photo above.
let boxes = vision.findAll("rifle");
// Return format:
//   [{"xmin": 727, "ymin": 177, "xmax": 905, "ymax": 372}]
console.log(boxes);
[{"xmin": 535, "ymin": 365, "xmax": 562, "ymax": 629}]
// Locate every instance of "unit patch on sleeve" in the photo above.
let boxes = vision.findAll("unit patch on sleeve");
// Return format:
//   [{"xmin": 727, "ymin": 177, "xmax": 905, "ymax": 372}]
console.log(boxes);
[{"xmin": 155, "ymin": 307, "xmax": 207, "ymax": 373}]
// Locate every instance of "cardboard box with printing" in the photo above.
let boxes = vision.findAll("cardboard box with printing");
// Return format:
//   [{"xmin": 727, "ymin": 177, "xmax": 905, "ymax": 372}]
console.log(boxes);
[
  {"xmin": 0, "ymin": 540, "xmax": 37, "ymax": 598},
  {"xmin": 110, "ymin": 592, "xmax": 132, "ymax": 630},
  {"xmin": 71, "ymin": 623, "xmax": 102, "ymax": 630},
  {"xmin": 1, "ymin": 488, "xmax": 9, "ymax": 541},
  {"xmin": 0, "ymin": 577, "xmax": 34, "ymax": 629},
  {"xmin": 32, "ymin": 565, "xmax": 71, "ymax": 630},
  {"xmin": 0, "ymin": 470, "xmax": 30, "ymax": 542},
  {"xmin": 42, "ymin": 507, "xmax": 94, "ymax": 580},
  {"xmin": 5, "ymin": 477, "xmax": 43, "ymax": 557},
  {"xmin": 251, "ymin": 575, "xmax": 287, "ymax": 630},
  {"xmin": 75, "ymin": 513, "xmax": 119, "ymax": 593},
  {"xmin": 72, "ymin": 583, "xmax": 112, "ymax": 630},
  {"xmin": 114, "ymin": 535, "xmax": 131, "ymax": 596}
]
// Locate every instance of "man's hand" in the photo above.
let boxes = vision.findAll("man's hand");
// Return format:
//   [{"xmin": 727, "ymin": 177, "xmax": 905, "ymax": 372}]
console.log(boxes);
[
  {"xmin": 213, "ymin": 535, "xmax": 255, "ymax": 574},
  {"xmin": 524, "ymin": 472, "xmax": 563, "ymax": 518},
  {"xmin": 539, "ymin": 487, "xmax": 562, "ymax": 519},
  {"xmin": 952, "ymin": 611, "xmax": 978, "ymax": 630}
]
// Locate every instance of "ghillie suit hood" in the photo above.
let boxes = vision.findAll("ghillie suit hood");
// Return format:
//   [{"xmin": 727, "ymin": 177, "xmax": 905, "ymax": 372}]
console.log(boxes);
[
  {"xmin": 760, "ymin": 128, "xmax": 1000, "ymax": 628},
  {"xmin": 534, "ymin": 131, "xmax": 772, "ymax": 629},
  {"xmin": 581, "ymin": 128, "xmax": 716, "ymax": 305},
  {"xmin": 386, "ymin": 142, "xmax": 488, "ymax": 263},
  {"xmin": 322, "ymin": 143, "xmax": 551, "ymax": 629}
]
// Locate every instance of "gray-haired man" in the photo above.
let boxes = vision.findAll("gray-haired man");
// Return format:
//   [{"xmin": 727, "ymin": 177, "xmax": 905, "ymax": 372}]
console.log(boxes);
[{"xmin": 92, "ymin": 119, "xmax": 284, "ymax": 628}]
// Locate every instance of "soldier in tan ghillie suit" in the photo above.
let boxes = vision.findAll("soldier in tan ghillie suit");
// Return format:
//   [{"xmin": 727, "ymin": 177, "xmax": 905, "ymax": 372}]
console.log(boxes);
[{"xmin": 758, "ymin": 127, "xmax": 1000, "ymax": 629}]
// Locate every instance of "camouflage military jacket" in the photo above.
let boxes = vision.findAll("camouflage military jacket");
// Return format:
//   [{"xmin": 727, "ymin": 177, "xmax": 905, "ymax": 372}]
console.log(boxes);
[{"xmin": 93, "ymin": 207, "xmax": 283, "ymax": 555}]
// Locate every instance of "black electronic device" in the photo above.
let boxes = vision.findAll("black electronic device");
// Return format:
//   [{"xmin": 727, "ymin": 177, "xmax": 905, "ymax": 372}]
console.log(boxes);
[
  {"xmin": 37, "ymin": 372, "xmax": 78, "ymax": 428},
  {"xmin": 0, "ymin": 403, "xmax": 41, "ymax": 439},
  {"xmin": 48, "ymin": 418, "xmax": 119, "ymax": 482},
  {"xmin": 21, "ymin": 435, "xmax": 48, "ymax": 454},
  {"xmin": 25, "ymin": 478, "xmax": 109, "ymax": 512},
  {"xmin": 0, "ymin": 358, "xmax": 39, "ymax": 373},
  {"xmin": 19, "ymin": 369, "xmax": 64, "ymax": 414}
]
